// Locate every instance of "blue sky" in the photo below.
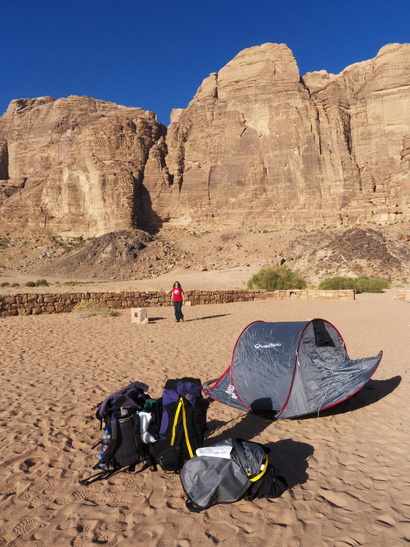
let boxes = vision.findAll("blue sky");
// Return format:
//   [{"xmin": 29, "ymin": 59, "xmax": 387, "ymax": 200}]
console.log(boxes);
[{"xmin": 1, "ymin": 1, "xmax": 408, "ymax": 125}]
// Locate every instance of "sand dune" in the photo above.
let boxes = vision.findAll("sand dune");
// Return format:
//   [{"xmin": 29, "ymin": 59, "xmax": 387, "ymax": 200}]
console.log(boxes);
[{"xmin": 0, "ymin": 288, "xmax": 409, "ymax": 546}]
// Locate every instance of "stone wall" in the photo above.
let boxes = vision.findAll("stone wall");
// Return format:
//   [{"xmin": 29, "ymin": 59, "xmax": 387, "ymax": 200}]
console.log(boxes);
[
  {"xmin": 266, "ymin": 290, "xmax": 355, "ymax": 301},
  {"xmin": 0, "ymin": 289, "xmax": 355, "ymax": 317},
  {"xmin": 396, "ymin": 289, "xmax": 410, "ymax": 303}
]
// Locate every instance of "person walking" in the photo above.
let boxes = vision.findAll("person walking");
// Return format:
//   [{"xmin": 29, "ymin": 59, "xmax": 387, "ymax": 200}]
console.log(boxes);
[{"xmin": 171, "ymin": 281, "xmax": 185, "ymax": 322}]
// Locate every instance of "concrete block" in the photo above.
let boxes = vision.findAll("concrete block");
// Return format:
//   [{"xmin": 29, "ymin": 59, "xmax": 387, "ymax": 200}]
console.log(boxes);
[{"xmin": 131, "ymin": 307, "xmax": 149, "ymax": 324}]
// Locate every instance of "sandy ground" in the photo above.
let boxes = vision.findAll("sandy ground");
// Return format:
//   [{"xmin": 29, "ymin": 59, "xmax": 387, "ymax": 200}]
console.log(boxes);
[
  {"xmin": 0, "ymin": 266, "xmax": 257, "ymax": 294},
  {"xmin": 0, "ymin": 283, "xmax": 409, "ymax": 546}
]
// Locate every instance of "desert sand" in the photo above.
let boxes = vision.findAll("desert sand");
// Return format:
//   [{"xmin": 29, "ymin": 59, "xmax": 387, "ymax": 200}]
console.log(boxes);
[{"xmin": 0, "ymin": 278, "xmax": 409, "ymax": 546}]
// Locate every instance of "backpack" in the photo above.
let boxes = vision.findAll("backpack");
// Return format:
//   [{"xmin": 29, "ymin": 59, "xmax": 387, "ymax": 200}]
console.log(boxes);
[
  {"xmin": 152, "ymin": 377, "xmax": 210, "ymax": 472},
  {"xmin": 80, "ymin": 381, "xmax": 158, "ymax": 485},
  {"xmin": 180, "ymin": 438, "xmax": 288, "ymax": 511}
]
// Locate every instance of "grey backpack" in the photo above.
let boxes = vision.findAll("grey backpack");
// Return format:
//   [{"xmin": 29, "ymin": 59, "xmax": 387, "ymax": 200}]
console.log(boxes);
[{"xmin": 180, "ymin": 438, "xmax": 288, "ymax": 511}]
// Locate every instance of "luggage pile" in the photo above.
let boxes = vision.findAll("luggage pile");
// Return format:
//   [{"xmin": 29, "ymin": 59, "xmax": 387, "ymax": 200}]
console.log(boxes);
[{"xmin": 81, "ymin": 377, "xmax": 288, "ymax": 509}]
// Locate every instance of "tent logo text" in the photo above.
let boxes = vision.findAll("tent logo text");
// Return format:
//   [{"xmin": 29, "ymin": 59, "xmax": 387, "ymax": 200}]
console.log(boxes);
[
  {"xmin": 255, "ymin": 342, "xmax": 282, "ymax": 349},
  {"xmin": 225, "ymin": 384, "xmax": 238, "ymax": 399}
]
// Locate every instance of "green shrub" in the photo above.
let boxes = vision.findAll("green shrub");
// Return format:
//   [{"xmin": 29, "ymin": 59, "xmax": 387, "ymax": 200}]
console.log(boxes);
[
  {"xmin": 61, "ymin": 236, "xmax": 87, "ymax": 254},
  {"xmin": 318, "ymin": 277, "xmax": 356, "ymax": 290},
  {"xmin": 247, "ymin": 265, "xmax": 307, "ymax": 291},
  {"xmin": 0, "ymin": 282, "xmax": 10, "ymax": 287},
  {"xmin": 35, "ymin": 279, "xmax": 49, "ymax": 286},
  {"xmin": 353, "ymin": 276, "xmax": 390, "ymax": 293},
  {"xmin": 25, "ymin": 281, "xmax": 35, "ymax": 287},
  {"xmin": 319, "ymin": 275, "xmax": 390, "ymax": 293}
]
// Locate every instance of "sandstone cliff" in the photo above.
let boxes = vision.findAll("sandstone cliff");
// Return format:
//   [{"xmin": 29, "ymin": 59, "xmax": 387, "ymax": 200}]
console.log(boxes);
[
  {"xmin": 162, "ymin": 43, "xmax": 410, "ymax": 229},
  {"xmin": 0, "ymin": 43, "xmax": 409, "ymax": 283},
  {"xmin": 0, "ymin": 96, "xmax": 167, "ymax": 237},
  {"xmin": 1, "ymin": 44, "xmax": 409, "ymax": 237}
]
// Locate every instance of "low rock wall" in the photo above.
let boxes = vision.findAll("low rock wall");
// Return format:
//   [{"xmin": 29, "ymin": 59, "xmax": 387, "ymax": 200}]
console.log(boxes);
[
  {"xmin": 0, "ymin": 289, "xmax": 355, "ymax": 316},
  {"xmin": 267, "ymin": 289, "xmax": 355, "ymax": 300},
  {"xmin": 396, "ymin": 289, "xmax": 410, "ymax": 302}
]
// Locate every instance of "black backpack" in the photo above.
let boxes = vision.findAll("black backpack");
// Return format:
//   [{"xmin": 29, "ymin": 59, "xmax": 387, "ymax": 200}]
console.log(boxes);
[
  {"xmin": 152, "ymin": 377, "xmax": 210, "ymax": 472},
  {"xmin": 180, "ymin": 438, "xmax": 288, "ymax": 511},
  {"xmin": 80, "ymin": 381, "xmax": 158, "ymax": 485}
]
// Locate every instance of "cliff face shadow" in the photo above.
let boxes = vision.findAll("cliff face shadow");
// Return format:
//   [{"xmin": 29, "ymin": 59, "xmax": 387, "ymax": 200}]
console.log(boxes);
[
  {"xmin": 135, "ymin": 182, "xmax": 163, "ymax": 235},
  {"xmin": 296, "ymin": 376, "xmax": 402, "ymax": 420}
]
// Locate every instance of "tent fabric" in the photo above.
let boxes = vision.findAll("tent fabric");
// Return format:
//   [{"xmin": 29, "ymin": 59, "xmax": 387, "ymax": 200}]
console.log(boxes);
[{"xmin": 203, "ymin": 319, "xmax": 382, "ymax": 419}]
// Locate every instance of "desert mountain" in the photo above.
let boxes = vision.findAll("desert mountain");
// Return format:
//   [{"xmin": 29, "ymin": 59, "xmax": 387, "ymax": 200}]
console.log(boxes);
[{"xmin": 0, "ymin": 43, "xmax": 409, "ymax": 283}]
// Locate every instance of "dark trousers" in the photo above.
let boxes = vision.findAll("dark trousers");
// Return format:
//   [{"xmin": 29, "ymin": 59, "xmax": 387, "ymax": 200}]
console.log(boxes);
[{"xmin": 173, "ymin": 301, "xmax": 184, "ymax": 322}]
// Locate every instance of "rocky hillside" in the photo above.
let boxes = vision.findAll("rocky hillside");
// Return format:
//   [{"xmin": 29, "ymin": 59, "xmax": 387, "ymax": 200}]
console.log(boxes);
[
  {"xmin": 0, "ymin": 43, "xmax": 409, "ymax": 283},
  {"xmin": 1, "ymin": 224, "xmax": 409, "ymax": 285}
]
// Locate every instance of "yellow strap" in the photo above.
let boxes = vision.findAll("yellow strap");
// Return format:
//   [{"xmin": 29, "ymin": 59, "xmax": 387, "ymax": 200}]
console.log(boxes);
[
  {"xmin": 170, "ymin": 398, "xmax": 183, "ymax": 446},
  {"xmin": 248, "ymin": 455, "xmax": 269, "ymax": 482},
  {"xmin": 181, "ymin": 401, "xmax": 194, "ymax": 458}
]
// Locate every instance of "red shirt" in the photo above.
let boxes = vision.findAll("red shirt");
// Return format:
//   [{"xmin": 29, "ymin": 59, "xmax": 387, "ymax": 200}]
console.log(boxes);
[{"xmin": 171, "ymin": 287, "xmax": 184, "ymax": 302}]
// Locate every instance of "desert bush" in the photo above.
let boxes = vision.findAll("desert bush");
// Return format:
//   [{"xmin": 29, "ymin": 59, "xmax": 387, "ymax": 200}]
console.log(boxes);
[
  {"xmin": 35, "ymin": 279, "xmax": 49, "ymax": 286},
  {"xmin": 318, "ymin": 277, "xmax": 356, "ymax": 291},
  {"xmin": 247, "ymin": 265, "xmax": 307, "ymax": 291},
  {"xmin": 319, "ymin": 275, "xmax": 390, "ymax": 293},
  {"xmin": 353, "ymin": 276, "xmax": 390, "ymax": 293},
  {"xmin": 72, "ymin": 301, "xmax": 120, "ymax": 317},
  {"xmin": 25, "ymin": 281, "xmax": 35, "ymax": 287},
  {"xmin": 0, "ymin": 282, "xmax": 10, "ymax": 287},
  {"xmin": 58, "ymin": 236, "xmax": 87, "ymax": 254}
]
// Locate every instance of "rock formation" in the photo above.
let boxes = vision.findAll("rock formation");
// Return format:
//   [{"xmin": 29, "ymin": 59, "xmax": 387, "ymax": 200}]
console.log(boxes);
[
  {"xmin": 0, "ymin": 43, "xmax": 409, "ymax": 283},
  {"xmin": 161, "ymin": 43, "xmax": 410, "ymax": 228},
  {"xmin": 0, "ymin": 96, "xmax": 167, "ymax": 237},
  {"xmin": 1, "ymin": 43, "xmax": 409, "ymax": 239}
]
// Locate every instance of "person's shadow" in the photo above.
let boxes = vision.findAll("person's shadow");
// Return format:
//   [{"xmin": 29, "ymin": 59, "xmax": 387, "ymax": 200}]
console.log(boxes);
[{"xmin": 187, "ymin": 314, "xmax": 231, "ymax": 322}]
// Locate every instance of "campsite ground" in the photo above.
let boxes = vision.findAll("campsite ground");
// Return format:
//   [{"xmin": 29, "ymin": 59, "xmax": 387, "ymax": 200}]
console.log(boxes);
[{"xmin": 0, "ymin": 277, "xmax": 409, "ymax": 546}]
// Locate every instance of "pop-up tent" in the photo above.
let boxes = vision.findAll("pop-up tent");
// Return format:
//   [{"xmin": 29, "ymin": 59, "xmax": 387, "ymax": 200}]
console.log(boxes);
[{"xmin": 203, "ymin": 319, "xmax": 382, "ymax": 419}]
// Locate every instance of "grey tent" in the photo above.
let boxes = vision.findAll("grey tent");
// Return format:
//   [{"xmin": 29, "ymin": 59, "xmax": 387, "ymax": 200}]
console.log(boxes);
[{"xmin": 203, "ymin": 319, "xmax": 382, "ymax": 419}]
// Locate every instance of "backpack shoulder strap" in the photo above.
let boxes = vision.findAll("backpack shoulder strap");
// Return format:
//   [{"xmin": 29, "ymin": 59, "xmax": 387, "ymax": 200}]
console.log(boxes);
[{"xmin": 180, "ymin": 398, "xmax": 195, "ymax": 459}]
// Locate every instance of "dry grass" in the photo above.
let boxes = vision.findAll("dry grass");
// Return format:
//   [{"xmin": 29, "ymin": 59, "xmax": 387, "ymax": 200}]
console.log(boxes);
[{"xmin": 71, "ymin": 300, "xmax": 120, "ymax": 317}]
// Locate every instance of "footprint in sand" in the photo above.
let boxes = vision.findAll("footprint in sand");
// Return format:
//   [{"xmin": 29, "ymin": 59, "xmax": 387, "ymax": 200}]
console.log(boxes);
[
  {"xmin": 18, "ymin": 458, "xmax": 39, "ymax": 473},
  {"xmin": 17, "ymin": 491, "xmax": 33, "ymax": 503},
  {"xmin": 231, "ymin": 507, "xmax": 268, "ymax": 534},
  {"xmin": 12, "ymin": 516, "xmax": 38, "ymax": 537},
  {"xmin": 53, "ymin": 495, "xmax": 71, "ymax": 506},
  {"xmin": 205, "ymin": 521, "xmax": 240, "ymax": 542},
  {"xmin": 166, "ymin": 498, "xmax": 186, "ymax": 510},
  {"xmin": 72, "ymin": 489, "xmax": 98, "ymax": 502},
  {"xmin": 123, "ymin": 477, "xmax": 139, "ymax": 489},
  {"xmin": 105, "ymin": 521, "xmax": 128, "ymax": 532},
  {"xmin": 72, "ymin": 533, "xmax": 89, "ymax": 547},
  {"xmin": 147, "ymin": 486, "xmax": 166, "ymax": 508}
]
